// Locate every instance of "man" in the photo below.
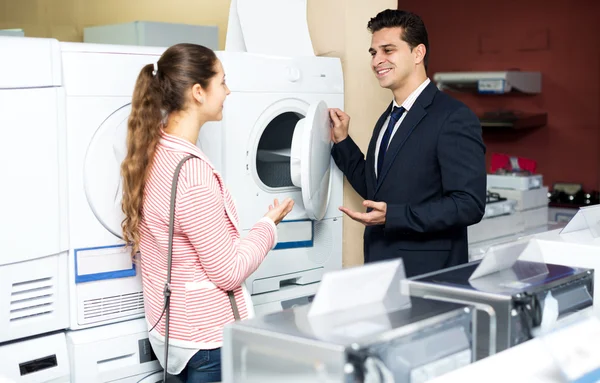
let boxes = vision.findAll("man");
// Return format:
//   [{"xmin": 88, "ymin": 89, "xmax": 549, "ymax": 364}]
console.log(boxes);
[{"xmin": 329, "ymin": 9, "xmax": 486, "ymax": 277}]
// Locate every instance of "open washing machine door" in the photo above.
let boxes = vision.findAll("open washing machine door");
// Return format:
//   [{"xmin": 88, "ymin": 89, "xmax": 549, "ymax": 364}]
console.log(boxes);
[
  {"xmin": 83, "ymin": 104, "xmax": 130, "ymax": 239},
  {"xmin": 289, "ymin": 101, "xmax": 332, "ymax": 221}
]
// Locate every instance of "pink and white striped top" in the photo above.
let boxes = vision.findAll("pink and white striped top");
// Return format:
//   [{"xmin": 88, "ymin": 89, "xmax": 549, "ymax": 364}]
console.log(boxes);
[{"xmin": 139, "ymin": 131, "xmax": 276, "ymax": 351}]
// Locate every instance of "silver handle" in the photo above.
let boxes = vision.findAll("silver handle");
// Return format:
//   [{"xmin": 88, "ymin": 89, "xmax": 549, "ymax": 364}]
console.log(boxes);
[{"xmin": 423, "ymin": 295, "xmax": 497, "ymax": 357}]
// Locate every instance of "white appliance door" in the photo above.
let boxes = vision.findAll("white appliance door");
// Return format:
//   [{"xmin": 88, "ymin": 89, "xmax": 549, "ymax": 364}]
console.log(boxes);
[
  {"xmin": 84, "ymin": 104, "xmax": 130, "ymax": 239},
  {"xmin": 0, "ymin": 87, "xmax": 64, "ymax": 265},
  {"xmin": 290, "ymin": 100, "xmax": 332, "ymax": 221}
]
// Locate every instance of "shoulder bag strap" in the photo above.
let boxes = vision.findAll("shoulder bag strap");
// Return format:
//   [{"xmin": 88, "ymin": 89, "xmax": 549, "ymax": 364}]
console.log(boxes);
[{"xmin": 162, "ymin": 154, "xmax": 240, "ymax": 381}]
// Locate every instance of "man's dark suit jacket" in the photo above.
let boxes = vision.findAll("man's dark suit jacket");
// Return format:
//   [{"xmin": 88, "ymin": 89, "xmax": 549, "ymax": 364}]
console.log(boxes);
[{"xmin": 331, "ymin": 81, "xmax": 487, "ymax": 277}]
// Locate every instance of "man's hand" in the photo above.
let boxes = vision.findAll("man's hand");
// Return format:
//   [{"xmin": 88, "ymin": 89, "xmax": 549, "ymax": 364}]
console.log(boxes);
[
  {"xmin": 329, "ymin": 108, "xmax": 350, "ymax": 144},
  {"xmin": 339, "ymin": 200, "xmax": 387, "ymax": 226}
]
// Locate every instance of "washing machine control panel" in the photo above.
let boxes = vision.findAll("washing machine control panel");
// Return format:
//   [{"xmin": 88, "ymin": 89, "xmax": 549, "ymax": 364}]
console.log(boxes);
[
  {"xmin": 219, "ymin": 52, "xmax": 343, "ymax": 93},
  {"xmin": 286, "ymin": 66, "xmax": 301, "ymax": 82}
]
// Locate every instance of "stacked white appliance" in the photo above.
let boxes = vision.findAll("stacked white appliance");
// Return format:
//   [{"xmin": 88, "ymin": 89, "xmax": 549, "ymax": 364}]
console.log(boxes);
[
  {"xmin": 199, "ymin": 51, "xmax": 344, "ymax": 316},
  {"xmin": 0, "ymin": 31, "xmax": 346, "ymax": 381},
  {"xmin": 60, "ymin": 41, "xmax": 164, "ymax": 381},
  {"xmin": 0, "ymin": 36, "xmax": 164, "ymax": 382},
  {"xmin": 59, "ymin": 42, "xmax": 165, "ymax": 330},
  {"xmin": 0, "ymin": 36, "xmax": 71, "ymax": 382},
  {"xmin": 469, "ymin": 174, "xmax": 549, "ymax": 261}
]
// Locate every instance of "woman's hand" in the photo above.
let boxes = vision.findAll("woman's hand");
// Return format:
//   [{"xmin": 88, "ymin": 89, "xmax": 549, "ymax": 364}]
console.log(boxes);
[{"xmin": 264, "ymin": 198, "xmax": 295, "ymax": 225}]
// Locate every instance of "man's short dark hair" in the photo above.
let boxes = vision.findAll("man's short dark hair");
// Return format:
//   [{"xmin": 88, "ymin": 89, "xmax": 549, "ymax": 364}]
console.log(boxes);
[{"xmin": 367, "ymin": 9, "xmax": 429, "ymax": 69}]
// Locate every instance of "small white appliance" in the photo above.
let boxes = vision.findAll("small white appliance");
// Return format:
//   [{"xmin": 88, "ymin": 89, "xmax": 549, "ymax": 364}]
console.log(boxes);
[
  {"xmin": 488, "ymin": 186, "xmax": 549, "ymax": 211},
  {"xmin": 489, "ymin": 186, "xmax": 549, "ymax": 230},
  {"xmin": 0, "ymin": 332, "xmax": 71, "ymax": 382},
  {"xmin": 60, "ymin": 42, "xmax": 166, "ymax": 329},
  {"xmin": 0, "ymin": 36, "xmax": 70, "ymax": 342},
  {"xmin": 199, "ymin": 51, "xmax": 344, "ymax": 299},
  {"xmin": 482, "ymin": 196, "xmax": 517, "ymax": 219},
  {"xmin": 487, "ymin": 174, "xmax": 544, "ymax": 190},
  {"xmin": 433, "ymin": 71, "xmax": 542, "ymax": 94},
  {"xmin": 84, "ymin": 21, "xmax": 219, "ymax": 50},
  {"xmin": 65, "ymin": 318, "xmax": 162, "ymax": 382},
  {"xmin": 0, "ymin": 29, "xmax": 24, "ymax": 37},
  {"xmin": 468, "ymin": 213, "xmax": 526, "ymax": 245},
  {"xmin": 469, "ymin": 180, "xmax": 549, "ymax": 244},
  {"xmin": 251, "ymin": 282, "xmax": 319, "ymax": 317}
]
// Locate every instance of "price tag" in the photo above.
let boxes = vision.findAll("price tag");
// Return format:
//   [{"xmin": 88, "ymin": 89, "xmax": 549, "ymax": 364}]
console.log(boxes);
[{"xmin": 580, "ymin": 205, "xmax": 600, "ymax": 238}]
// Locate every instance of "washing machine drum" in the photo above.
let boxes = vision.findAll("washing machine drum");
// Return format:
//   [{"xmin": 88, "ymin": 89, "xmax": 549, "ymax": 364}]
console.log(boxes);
[{"xmin": 84, "ymin": 104, "xmax": 131, "ymax": 239}]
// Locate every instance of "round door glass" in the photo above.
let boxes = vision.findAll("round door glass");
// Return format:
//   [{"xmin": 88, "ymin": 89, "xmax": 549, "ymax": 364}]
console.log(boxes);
[{"xmin": 255, "ymin": 112, "xmax": 301, "ymax": 189}]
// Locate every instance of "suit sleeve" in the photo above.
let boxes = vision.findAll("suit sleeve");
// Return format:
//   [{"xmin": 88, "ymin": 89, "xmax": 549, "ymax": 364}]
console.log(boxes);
[
  {"xmin": 331, "ymin": 136, "xmax": 368, "ymax": 199},
  {"xmin": 385, "ymin": 106, "xmax": 486, "ymax": 233}
]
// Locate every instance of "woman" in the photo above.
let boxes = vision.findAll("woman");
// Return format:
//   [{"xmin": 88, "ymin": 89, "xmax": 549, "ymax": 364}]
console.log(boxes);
[{"xmin": 120, "ymin": 43, "xmax": 294, "ymax": 383}]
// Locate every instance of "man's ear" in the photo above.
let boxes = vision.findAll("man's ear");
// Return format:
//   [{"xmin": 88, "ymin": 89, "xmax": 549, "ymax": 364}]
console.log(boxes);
[{"xmin": 413, "ymin": 43, "xmax": 426, "ymax": 65}]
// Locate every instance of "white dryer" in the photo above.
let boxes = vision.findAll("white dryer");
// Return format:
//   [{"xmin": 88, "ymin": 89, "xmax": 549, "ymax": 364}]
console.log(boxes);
[
  {"xmin": 65, "ymin": 318, "xmax": 162, "ymax": 382},
  {"xmin": 199, "ymin": 52, "xmax": 344, "ymax": 298},
  {"xmin": 0, "ymin": 36, "xmax": 69, "ymax": 342},
  {"xmin": 60, "ymin": 42, "xmax": 165, "ymax": 329},
  {"xmin": 0, "ymin": 331, "xmax": 71, "ymax": 382}
]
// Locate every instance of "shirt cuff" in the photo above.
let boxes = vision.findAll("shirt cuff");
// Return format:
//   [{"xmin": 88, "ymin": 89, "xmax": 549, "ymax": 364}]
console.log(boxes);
[{"xmin": 258, "ymin": 217, "xmax": 278, "ymax": 249}]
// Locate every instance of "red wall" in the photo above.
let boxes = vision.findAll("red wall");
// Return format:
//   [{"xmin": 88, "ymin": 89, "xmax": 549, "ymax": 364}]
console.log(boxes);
[{"xmin": 398, "ymin": 0, "xmax": 600, "ymax": 191}]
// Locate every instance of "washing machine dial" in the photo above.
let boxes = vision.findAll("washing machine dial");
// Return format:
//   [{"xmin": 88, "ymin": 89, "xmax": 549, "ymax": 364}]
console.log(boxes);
[{"xmin": 286, "ymin": 66, "xmax": 301, "ymax": 82}]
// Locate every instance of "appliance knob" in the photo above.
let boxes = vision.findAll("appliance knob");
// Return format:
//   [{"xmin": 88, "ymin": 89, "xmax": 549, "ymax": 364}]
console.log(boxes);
[{"xmin": 286, "ymin": 66, "xmax": 301, "ymax": 82}]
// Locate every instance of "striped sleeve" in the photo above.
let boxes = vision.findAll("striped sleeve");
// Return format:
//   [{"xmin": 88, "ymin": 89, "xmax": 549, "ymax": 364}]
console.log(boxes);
[{"xmin": 177, "ymin": 184, "xmax": 276, "ymax": 291}]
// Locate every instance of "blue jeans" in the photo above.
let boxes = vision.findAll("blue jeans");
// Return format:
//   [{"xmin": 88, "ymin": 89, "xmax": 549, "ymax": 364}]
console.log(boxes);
[{"xmin": 176, "ymin": 348, "xmax": 222, "ymax": 383}]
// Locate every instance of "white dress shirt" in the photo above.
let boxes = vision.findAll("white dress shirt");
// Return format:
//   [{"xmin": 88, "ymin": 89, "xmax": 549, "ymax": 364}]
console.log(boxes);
[{"xmin": 374, "ymin": 78, "xmax": 431, "ymax": 177}]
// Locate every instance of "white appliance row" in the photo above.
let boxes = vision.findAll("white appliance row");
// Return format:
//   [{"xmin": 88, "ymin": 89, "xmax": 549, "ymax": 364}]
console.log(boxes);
[
  {"xmin": 7, "ymin": 216, "xmax": 599, "ymax": 383},
  {"xmin": 0, "ymin": 36, "xmax": 343, "ymax": 346},
  {"xmin": 0, "ymin": 318, "xmax": 162, "ymax": 383},
  {"xmin": 468, "ymin": 175, "xmax": 549, "ymax": 256}
]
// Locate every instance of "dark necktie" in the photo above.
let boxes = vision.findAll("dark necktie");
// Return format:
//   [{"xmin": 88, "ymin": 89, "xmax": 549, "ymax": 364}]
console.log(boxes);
[{"xmin": 377, "ymin": 106, "xmax": 406, "ymax": 177}]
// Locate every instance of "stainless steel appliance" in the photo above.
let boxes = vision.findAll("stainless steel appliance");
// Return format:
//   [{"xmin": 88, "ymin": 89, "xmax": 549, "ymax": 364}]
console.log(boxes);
[
  {"xmin": 222, "ymin": 297, "xmax": 475, "ymax": 383},
  {"xmin": 408, "ymin": 261, "xmax": 594, "ymax": 360}
]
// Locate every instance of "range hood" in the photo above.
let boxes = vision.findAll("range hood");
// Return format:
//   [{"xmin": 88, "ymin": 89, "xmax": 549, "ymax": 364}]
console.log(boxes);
[{"xmin": 433, "ymin": 71, "xmax": 542, "ymax": 94}]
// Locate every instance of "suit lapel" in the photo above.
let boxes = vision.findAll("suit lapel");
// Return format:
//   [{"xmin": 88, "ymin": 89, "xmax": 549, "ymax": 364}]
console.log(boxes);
[
  {"xmin": 367, "ymin": 103, "xmax": 393, "ymax": 191},
  {"xmin": 375, "ymin": 82, "xmax": 438, "ymax": 193}
]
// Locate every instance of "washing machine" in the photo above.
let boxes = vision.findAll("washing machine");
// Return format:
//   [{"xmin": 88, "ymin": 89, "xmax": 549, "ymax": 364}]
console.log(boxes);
[
  {"xmin": 199, "ymin": 52, "xmax": 344, "ymax": 300},
  {"xmin": 65, "ymin": 317, "xmax": 162, "ymax": 382},
  {"xmin": 0, "ymin": 36, "xmax": 70, "ymax": 343},
  {"xmin": 0, "ymin": 331, "xmax": 71, "ymax": 382},
  {"xmin": 60, "ymin": 42, "xmax": 166, "ymax": 329}
]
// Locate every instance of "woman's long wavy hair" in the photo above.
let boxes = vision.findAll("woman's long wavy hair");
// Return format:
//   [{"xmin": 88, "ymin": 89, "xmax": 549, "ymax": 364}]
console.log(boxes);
[{"xmin": 121, "ymin": 43, "xmax": 217, "ymax": 255}]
